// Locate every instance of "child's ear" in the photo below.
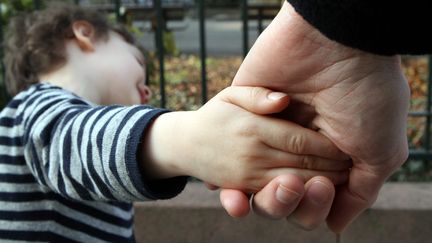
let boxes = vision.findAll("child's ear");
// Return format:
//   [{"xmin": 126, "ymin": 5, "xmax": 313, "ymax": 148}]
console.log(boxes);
[{"xmin": 72, "ymin": 21, "xmax": 95, "ymax": 52}]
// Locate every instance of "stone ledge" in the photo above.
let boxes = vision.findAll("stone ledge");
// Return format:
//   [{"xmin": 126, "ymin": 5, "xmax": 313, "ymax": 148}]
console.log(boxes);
[{"xmin": 134, "ymin": 182, "xmax": 432, "ymax": 243}]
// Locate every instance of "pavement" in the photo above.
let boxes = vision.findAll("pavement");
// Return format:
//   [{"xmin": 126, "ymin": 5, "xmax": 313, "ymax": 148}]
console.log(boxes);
[
  {"xmin": 135, "ymin": 16, "xmax": 272, "ymax": 56},
  {"xmin": 134, "ymin": 182, "xmax": 432, "ymax": 243}
]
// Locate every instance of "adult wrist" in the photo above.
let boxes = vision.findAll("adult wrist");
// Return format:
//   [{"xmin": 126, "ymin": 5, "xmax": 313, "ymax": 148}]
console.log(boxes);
[{"xmin": 275, "ymin": 1, "xmax": 357, "ymax": 69}]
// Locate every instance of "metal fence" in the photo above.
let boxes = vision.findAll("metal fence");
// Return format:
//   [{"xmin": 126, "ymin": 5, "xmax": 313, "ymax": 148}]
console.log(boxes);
[{"xmin": 1, "ymin": 0, "xmax": 432, "ymax": 164}]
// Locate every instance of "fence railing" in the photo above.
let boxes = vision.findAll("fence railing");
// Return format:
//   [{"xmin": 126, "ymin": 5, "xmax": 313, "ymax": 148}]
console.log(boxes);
[{"xmin": 1, "ymin": 0, "xmax": 432, "ymax": 164}]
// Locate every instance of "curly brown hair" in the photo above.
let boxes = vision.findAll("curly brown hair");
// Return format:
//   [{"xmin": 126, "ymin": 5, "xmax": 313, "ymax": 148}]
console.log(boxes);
[{"xmin": 3, "ymin": 3, "xmax": 137, "ymax": 96}]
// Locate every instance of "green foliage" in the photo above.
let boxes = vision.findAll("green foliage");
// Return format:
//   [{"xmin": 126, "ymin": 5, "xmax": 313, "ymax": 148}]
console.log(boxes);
[
  {"xmin": 1, "ymin": 0, "xmax": 38, "ymax": 24},
  {"xmin": 163, "ymin": 31, "xmax": 179, "ymax": 56},
  {"xmin": 1, "ymin": 0, "xmax": 39, "ymax": 109}
]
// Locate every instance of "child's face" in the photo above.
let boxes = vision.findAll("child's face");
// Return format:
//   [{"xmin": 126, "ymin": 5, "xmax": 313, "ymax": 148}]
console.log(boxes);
[{"xmin": 89, "ymin": 31, "xmax": 151, "ymax": 105}]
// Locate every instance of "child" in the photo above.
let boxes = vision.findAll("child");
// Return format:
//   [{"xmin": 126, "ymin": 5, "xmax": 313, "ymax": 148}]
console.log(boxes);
[{"xmin": 0, "ymin": 3, "xmax": 349, "ymax": 242}]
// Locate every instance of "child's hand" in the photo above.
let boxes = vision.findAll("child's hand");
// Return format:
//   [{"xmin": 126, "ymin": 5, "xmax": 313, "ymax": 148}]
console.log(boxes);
[{"xmin": 142, "ymin": 86, "xmax": 350, "ymax": 193}]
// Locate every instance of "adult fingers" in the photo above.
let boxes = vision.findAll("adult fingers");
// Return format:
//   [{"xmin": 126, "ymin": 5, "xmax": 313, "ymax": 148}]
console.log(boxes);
[
  {"xmin": 267, "ymin": 167, "xmax": 349, "ymax": 186},
  {"xmin": 257, "ymin": 118, "xmax": 349, "ymax": 161},
  {"xmin": 326, "ymin": 165, "xmax": 388, "ymax": 233},
  {"xmin": 220, "ymin": 189, "xmax": 251, "ymax": 218},
  {"xmin": 251, "ymin": 174, "xmax": 305, "ymax": 219},
  {"xmin": 217, "ymin": 86, "xmax": 290, "ymax": 115},
  {"xmin": 288, "ymin": 176, "xmax": 335, "ymax": 230}
]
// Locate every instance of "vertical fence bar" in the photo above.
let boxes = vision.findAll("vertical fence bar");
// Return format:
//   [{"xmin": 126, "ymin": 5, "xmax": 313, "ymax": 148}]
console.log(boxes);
[
  {"xmin": 154, "ymin": 0, "xmax": 166, "ymax": 108},
  {"xmin": 114, "ymin": 0, "xmax": 121, "ymax": 22},
  {"xmin": 0, "ymin": 3, "xmax": 10, "ymax": 108},
  {"xmin": 198, "ymin": 0, "xmax": 207, "ymax": 104},
  {"xmin": 257, "ymin": 8, "xmax": 264, "ymax": 34},
  {"xmin": 426, "ymin": 55, "xmax": 432, "ymax": 152},
  {"xmin": 0, "ymin": 3, "xmax": 4, "ymax": 88},
  {"xmin": 241, "ymin": 0, "xmax": 249, "ymax": 58},
  {"xmin": 33, "ymin": 0, "xmax": 42, "ymax": 10}
]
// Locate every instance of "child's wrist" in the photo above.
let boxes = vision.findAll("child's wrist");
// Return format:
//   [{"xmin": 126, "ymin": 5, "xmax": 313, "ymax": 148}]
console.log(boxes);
[{"xmin": 140, "ymin": 112, "xmax": 191, "ymax": 180}]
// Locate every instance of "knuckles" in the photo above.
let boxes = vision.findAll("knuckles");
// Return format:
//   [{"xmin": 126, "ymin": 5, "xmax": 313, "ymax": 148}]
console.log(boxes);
[{"xmin": 286, "ymin": 133, "xmax": 307, "ymax": 154}]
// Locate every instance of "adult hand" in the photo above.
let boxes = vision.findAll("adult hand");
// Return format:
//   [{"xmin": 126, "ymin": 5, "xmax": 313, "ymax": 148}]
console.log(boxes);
[{"xmin": 220, "ymin": 1, "xmax": 410, "ymax": 232}]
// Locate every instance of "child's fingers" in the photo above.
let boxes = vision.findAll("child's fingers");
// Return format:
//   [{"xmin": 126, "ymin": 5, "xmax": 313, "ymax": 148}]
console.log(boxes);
[
  {"xmin": 220, "ymin": 189, "xmax": 251, "ymax": 218},
  {"xmin": 267, "ymin": 168, "xmax": 349, "ymax": 186},
  {"xmin": 257, "ymin": 117, "xmax": 349, "ymax": 160},
  {"xmin": 250, "ymin": 174, "xmax": 305, "ymax": 219},
  {"xmin": 204, "ymin": 182, "xmax": 219, "ymax": 190},
  {"xmin": 288, "ymin": 176, "xmax": 335, "ymax": 230},
  {"xmin": 265, "ymin": 148, "xmax": 352, "ymax": 171},
  {"xmin": 218, "ymin": 86, "xmax": 290, "ymax": 115}
]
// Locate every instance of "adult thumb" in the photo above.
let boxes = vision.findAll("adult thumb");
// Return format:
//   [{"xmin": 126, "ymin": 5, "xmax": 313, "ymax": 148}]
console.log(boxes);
[{"xmin": 218, "ymin": 86, "xmax": 290, "ymax": 115}]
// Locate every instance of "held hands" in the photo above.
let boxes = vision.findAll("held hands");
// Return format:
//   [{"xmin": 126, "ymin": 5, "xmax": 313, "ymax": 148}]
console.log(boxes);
[
  {"xmin": 223, "ymin": 1, "xmax": 410, "ymax": 232},
  {"xmin": 142, "ymin": 86, "xmax": 350, "ymax": 193}
]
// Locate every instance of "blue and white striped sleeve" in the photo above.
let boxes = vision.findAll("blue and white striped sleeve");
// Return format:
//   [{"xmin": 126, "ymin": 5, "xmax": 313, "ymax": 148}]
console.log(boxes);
[{"xmin": 20, "ymin": 84, "xmax": 187, "ymax": 202}]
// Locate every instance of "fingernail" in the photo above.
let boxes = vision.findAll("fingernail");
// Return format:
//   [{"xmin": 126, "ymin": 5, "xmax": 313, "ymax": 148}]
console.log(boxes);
[
  {"xmin": 308, "ymin": 181, "xmax": 331, "ymax": 205},
  {"xmin": 276, "ymin": 184, "xmax": 301, "ymax": 205},
  {"xmin": 268, "ymin": 92, "xmax": 287, "ymax": 100}
]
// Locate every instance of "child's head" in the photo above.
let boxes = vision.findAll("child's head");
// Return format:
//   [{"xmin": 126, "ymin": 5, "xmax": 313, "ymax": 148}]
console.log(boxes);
[{"xmin": 4, "ymin": 3, "xmax": 151, "ymax": 105}]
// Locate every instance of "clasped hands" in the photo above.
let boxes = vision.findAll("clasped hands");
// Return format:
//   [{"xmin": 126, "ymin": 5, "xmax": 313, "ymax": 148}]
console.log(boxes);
[{"xmin": 206, "ymin": 2, "xmax": 410, "ymax": 233}]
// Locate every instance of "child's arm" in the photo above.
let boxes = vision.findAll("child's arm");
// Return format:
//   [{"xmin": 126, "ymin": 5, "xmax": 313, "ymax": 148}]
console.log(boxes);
[
  {"xmin": 141, "ymin": 86, "xmax": 350, "ymax": 193},
  {"xmin": 21, "ymin": 84, "xmax": 186, "ymax": 202},
  {"xmin": 21, "ymin": 84, "xmax": 347, "ymax": 202}
]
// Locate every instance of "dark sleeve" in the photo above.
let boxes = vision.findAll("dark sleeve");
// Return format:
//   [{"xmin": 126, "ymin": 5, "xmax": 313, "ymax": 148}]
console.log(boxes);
[{"xmin": 287, "ymin": 0, "xmax": 432, "ymax": 55}]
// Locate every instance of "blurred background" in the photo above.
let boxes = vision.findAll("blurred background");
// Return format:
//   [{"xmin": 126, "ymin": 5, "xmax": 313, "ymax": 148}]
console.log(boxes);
[{"xmin": 1, "ymin": 0, "xmax": 431, "ymax": 182}]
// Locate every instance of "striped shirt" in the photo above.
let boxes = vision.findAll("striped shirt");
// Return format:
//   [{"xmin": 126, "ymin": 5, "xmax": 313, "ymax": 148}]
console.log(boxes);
[{"xmin": 0, "ymin": 83, "xmax": 187, "ymax": 242}]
